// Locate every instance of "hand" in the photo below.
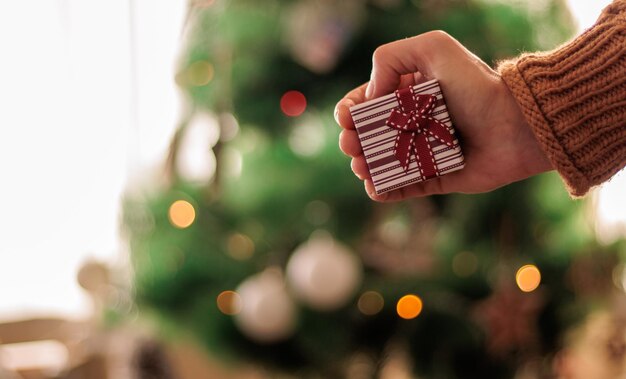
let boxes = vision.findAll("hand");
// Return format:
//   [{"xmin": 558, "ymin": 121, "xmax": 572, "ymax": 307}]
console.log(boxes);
[{"xmin": 334, "ymin": 31, "xmax": 553, "ymax": 202}]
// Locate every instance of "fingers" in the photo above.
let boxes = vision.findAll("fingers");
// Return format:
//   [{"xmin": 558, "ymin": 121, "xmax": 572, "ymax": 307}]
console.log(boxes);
[
  {"xmin": 365, "ymin": 175, "xmax": 451, "ymax": 202},
  {"xmin": 399, "ymin": 72, "xmax": 429, "ymax": 88},
  {"xmin": 366, "ymin": 36, "xmax": 427, "ymax": 99},
  {"xmin": 334, "ymin": 83, "xmax": 368, "ymax": 130},
  {"xmin": 364, "ymin": 180, "xmax": 380, "ymax": 200},
  {"xmin": 337, "ymin": 31, "xmax": 470, "ymax": 202},
  {"xmin": 366, "ymin": 31, "xmax": 454, "ymax": 99},
  {"xmin": 350, "ymin": 156, "xmax": 369, "ymax": 180},
  {"xmin": 339, "ymin": 130, "xmax": 362, "ymax": 157}
]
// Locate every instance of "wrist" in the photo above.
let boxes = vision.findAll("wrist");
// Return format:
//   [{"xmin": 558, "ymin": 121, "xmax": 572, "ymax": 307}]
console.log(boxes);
[{"xmin": 494, "ymin": 77, "xmax": 553, "ymax": 179}]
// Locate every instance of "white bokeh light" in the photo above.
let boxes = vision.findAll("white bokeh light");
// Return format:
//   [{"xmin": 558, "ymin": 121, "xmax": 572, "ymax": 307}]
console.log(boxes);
[{"xmin": 595, "ymin": 172, "xmax": 626, "ymax": 244}]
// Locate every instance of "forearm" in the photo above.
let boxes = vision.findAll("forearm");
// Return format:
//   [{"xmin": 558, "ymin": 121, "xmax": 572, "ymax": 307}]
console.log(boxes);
[{"xmin": 498, "ymin": 0, "xmax": 626, "ymax": 196}]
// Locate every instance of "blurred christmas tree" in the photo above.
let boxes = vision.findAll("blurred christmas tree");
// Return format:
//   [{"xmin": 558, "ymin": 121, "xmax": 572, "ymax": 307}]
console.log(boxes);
[{"xmin": 122, "ymin": 0, "xmax": 626, "ymax": 378}]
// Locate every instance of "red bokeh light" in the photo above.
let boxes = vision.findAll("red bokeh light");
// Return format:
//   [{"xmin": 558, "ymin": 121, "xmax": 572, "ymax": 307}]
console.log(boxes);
[{"xmin": 280, "ymin": 90, "xmax": 307, "ymax": 117}]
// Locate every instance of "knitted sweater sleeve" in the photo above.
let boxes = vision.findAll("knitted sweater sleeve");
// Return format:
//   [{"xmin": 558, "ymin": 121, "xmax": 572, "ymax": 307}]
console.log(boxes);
[{"xmin": 497, "ymin": 0, "xmax": 626, "ymax": 196}]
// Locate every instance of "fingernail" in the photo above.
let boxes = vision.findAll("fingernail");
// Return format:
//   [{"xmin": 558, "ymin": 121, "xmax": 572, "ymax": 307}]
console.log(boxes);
[
  {"xmin": 365, "ymin": 180, "xmax": 375, "ymax": 198},
  {"xmin": 333, "ymin": 104, "xmax": 340, "ymax": 124},
  {"xmin": 365, "ymin": 82, "xmax": 374, "ymax": 99},
  {"xmin": 351, "ymin": 159, "xmax": 362, "ymax": 179}
]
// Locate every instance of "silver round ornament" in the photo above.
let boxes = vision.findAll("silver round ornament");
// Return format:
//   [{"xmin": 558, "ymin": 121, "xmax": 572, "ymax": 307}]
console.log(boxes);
[
  {"xmin": 286, "ymin": 235, "xmax": 362, "ymax": 311},
  {"xmin": 234, "ymin": 269, "xmax": 297, "ymax": 343}
]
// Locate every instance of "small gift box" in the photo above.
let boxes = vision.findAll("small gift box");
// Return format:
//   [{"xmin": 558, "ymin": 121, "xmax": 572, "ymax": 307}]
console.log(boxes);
[{"xmin": 349, "ymin": 79, "xmax": 464, "ymax": 195}]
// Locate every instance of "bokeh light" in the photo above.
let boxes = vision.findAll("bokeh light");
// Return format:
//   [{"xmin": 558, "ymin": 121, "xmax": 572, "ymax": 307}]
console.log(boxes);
[
  {"xmin": 304, "ymin": 200, "xmax": 331, "ymax": 225},
  {"xmin": 218, "ymin": 112, "xmax": 240, "ymax": 141},
  {"xmin": 168, "ymin": 200, "xmax": 196, "ymax": 229},
  {"xmin": 280, "ymin": 90, "xmax": 307, "ymax": 117},
  {"xmin": 227, "ymin": 233, "xmax": 255, "ymax": 260},
  {"xmin": 516, "ymin": 264, "xmax": 541, "ymax": 292},
  {"xmin": 379, "ymin": 217, "xmax": 410, "ymax": 247},
  {"xmin": 187, "ymin": 60, "xmax": 214, "ymax": 86},
  {"xmin": 358, "ymin": 291, "xmax": 384, "ymax": 316},
  {"xmin": 396, "ymin": 294, "xmax": 423, "ymax": 320},
  {"xmin": 288, "ymin": 114, "xmax": 325, "ymax": 156},
  {"xmin": 216, "ymin": 290, "xmax": 242, "ymax": 315},
  {"xmin": 595, "ymin": 171, "xmax": 626, "ymax": 244},
  {"xmin": 222, "ymin": 147, "xmax": 243, "ymax": 178},
  {"xmin": 176, "ymin": 112, "xmax": 219, "ymax": 183},
  {"xmin": 452, "ymin": 251, "xmax": 478, "ymax": 277}
]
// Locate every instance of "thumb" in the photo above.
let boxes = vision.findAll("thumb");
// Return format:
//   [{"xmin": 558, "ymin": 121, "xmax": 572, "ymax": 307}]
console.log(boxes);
[{"xmin": 365, "ymin": 31, "xmax": 450, "ymax": 99}]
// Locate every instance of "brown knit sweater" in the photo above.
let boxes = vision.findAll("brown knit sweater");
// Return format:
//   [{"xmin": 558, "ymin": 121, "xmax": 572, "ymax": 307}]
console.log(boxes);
[{"xmin": 498, "ymin": 0, "xmax": 626, "ymax": 196}]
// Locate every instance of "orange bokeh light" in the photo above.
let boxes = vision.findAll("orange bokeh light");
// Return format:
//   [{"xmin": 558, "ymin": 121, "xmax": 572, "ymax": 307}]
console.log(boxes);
[
  {"xmin": 280, "ymin": 90, "xmax": 307, "ymax": 117},
  {"xmin": 168, "ymin": 200, "xmax": 196, "ymax": 229},
  {"xmin": 516, "ymin": 264, "xmax": 541, "ymax": 292},
  {"xmin": 216, "ymin": 290, "xmax": 242, "ymax": 315},
  {"xmin": 396, "ymin": 294, "xmax": 423, "ymax": 320}
]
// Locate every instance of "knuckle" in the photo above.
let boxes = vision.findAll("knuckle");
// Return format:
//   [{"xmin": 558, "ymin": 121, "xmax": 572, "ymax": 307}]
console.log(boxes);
[
  {"xmin": 372, "ymin": 43, "xmax": 391, "ymax": 63},
  {"xmin": 423, "ymin": 30, "xmax": 453, "ymax": 45}
]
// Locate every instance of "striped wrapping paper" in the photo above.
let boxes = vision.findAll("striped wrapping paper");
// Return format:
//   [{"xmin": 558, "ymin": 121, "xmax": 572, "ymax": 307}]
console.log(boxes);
[{"xmin": 349, "ymin": 79, "xmax": 464, "ymax": 195}]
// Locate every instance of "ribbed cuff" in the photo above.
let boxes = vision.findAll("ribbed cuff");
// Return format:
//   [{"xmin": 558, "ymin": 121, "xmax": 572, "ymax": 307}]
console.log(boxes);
[
  {"xmin": 499, "ymin": 61, "xmax": 591, "ymax": 196},
  {"xmin": 498, "ymin": 1, "xmax": 626, "ymax": 197}
]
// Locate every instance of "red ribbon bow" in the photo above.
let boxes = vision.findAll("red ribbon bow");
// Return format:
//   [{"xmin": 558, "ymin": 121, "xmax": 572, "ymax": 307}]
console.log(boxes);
[{"xmin": 386, "ymin": 87, "xmax": 454, "ymax": 179}]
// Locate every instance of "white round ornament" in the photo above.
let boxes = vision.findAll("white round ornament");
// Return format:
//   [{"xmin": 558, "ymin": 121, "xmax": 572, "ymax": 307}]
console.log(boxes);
[
  {"xmin": 234, "ymin": 269, "xmax": 297, "ymax": 343},
  {"xmin": 286, "ymin": 235, "xmax": 362, "ymax": 311}
]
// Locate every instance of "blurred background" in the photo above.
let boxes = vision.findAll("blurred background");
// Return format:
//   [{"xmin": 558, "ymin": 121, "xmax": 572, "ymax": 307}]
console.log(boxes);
[{"xmin": 0, "ymin": 0, "xmax": 625, "ymax": 378}]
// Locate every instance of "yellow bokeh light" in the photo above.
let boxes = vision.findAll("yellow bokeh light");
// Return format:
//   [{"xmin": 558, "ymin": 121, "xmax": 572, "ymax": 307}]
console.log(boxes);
[
  {"xmin": 168, "ymin": 200, "xmax": 196, "ymax": 229},
  {"xmin": 187, "ymin": 60, "xmax": 214, "ymax": 86},
  {"xmin": 358, "ymin": 291, "xmax": 384, "ymax": 316},
  {"xmin": 216, "ymin": 290, "xmax": 242, "ymax": 315},
  {"xmin": 516, "ymin": 264, "xmax": 541, "ymax": 292},
  {"xmin": 227, "ymin": 233, "xmax": 255, "ymax": 260},
  {"xmin": 396, "ymin": 294, "xmax": 423, "ymax": 320}
]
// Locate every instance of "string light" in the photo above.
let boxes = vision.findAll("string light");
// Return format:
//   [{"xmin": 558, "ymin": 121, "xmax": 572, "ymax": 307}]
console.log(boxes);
[
  {"xmin": 168, "ymin": 200, "xmax": 196, "ymax": 229},
  {"xmin": 516, "ymin": 264, "xmax": 541, "ymax": 292},
  {"xmin": 216, "ymin": 290, "xmax": 242, "ymax": 315},
  {"xmin": 280, "ymin": 90, "xmax": 307, "ymax": 117},
  {"xmin": 187, "ymin": 60, "xmax": 214, "ymax": 86},
  {"xmin": 396, "ymin": 294, "xmax": 423, "ymax": 320},
  {"xmin": 227, "ymin": 233, "xmax": 255, "ymax": 260},
  {"xmin": 358, "ymin": 291, "xmax": 384, "ymax": 316}
]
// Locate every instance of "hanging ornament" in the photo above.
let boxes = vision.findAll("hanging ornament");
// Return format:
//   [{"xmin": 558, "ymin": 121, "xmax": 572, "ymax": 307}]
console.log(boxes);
[
  {"xmin": 234, "ymin": 269, "xmax": 297, "ymax": 343},
  {"xmin": 286, "ymin": 233, "xmax": 362, "ymax": 311}
]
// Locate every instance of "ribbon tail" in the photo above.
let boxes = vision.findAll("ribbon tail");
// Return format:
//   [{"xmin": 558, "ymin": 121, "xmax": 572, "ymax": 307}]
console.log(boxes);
[
  {"xmin": 424, "ymin": 119, "xmax": 454, "ymax": 146},
  {"xmin": 413, "ymin": 133, "xmax": 438, "ymax": 180},
  {"xmin": 394, "ymin": 131, "xmax": 413, "ymax": 172}
]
